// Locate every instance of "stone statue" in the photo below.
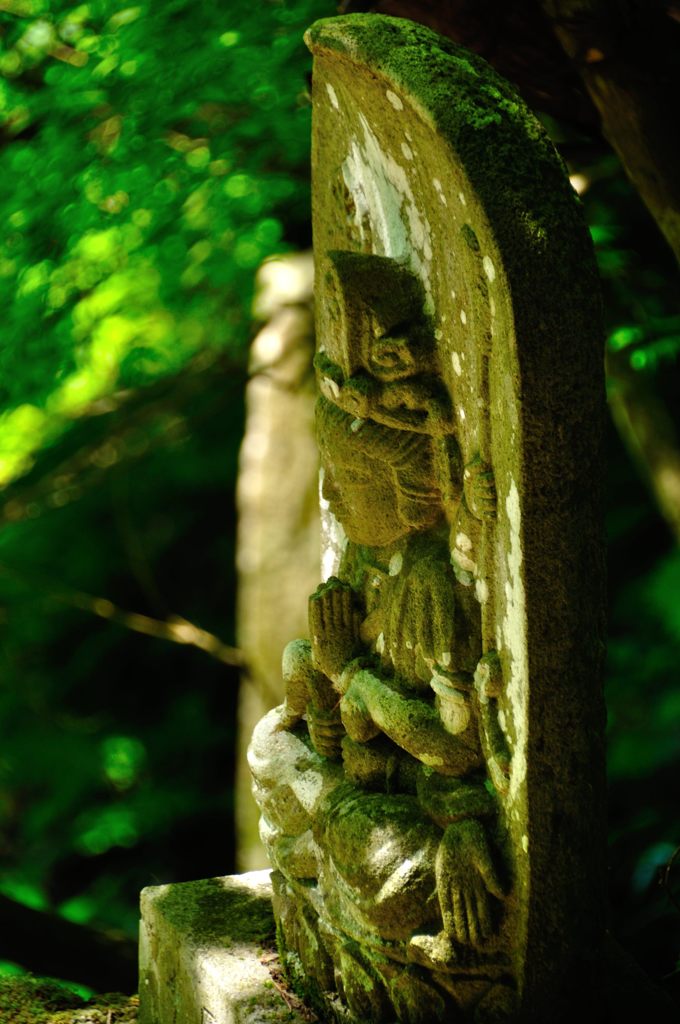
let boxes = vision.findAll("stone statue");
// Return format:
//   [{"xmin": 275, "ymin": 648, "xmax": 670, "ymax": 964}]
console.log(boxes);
[
  {"xmin": 250, "ymin": 250, "xmax": 515, "ymax": 1021},
  {"xmin": 250, "ymin": 13, "xmax": 605, "ymax": 1023}
]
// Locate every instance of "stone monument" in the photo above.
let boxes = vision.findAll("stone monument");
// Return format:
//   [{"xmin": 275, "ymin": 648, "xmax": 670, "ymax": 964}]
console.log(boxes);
[{"xmin": 249, "ymin": 13, "xmax": 606, "ymax": 1023}]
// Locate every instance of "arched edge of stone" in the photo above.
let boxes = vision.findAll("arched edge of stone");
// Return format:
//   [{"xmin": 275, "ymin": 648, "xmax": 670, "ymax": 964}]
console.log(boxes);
[{"xmin": 307, "ymin": 15, "xmax": 607, "ymax": 1019}]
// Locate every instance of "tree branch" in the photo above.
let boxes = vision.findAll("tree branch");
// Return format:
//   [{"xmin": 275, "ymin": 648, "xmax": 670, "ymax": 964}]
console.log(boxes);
[
  {"xmin": 0, "ymin": 561, "xmax": 244, "ymax": 667},
  {"xmin": 607, "ymin": 349, "xmax": 680, "ymax": 543},
  {"xmin": 541, "ymin": 0, "xmax": 680, "ymax": 265}
]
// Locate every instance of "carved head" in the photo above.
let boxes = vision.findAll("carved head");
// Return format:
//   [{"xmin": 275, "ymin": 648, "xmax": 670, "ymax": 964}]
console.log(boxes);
[
  {"xmin": 321, "ymin": 250, "xmax": 430, "ymax": 376},
  {"xmin": 316, "ymin": 251, "xmax": 455, "ymax": 436}
]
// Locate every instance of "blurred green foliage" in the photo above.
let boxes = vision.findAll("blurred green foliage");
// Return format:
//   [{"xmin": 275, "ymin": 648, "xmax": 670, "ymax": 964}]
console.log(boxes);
[
  {"xmin": 0, "ymin": 0, "xmax": 328, "ymax": 484},
  {"xmin": 0, "ymin": 0, "xmax": 678, "ymax": 996},
  {"xmin": 575, "ymin": 145, "xmax": 680, "ymax": 978},
  {"xmin": 0, "ymin": 0, "xmax": 332, "ymax": 971}
]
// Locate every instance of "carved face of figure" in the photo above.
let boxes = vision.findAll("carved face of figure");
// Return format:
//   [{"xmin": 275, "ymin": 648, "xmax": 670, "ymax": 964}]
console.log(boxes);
[
  {"xmin": 317, "ymin": 397, "xmax": 443, "ymax": 548},
  {"xmin": 321, "ymin": 450, "xmax": 408, "ymax": 547}
]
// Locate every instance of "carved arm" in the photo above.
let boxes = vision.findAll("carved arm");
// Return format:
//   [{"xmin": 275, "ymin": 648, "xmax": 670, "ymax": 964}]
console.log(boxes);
[{"xmin": 339, "ymin": 665, "xmax": 481, "ymax": 776}]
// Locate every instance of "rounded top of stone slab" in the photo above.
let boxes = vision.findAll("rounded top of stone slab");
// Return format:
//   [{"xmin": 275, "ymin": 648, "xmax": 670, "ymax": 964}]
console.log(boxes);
[
  {"xmin": 306, "ymin": 14, "xmax": 542, "ymax": 138},
  {"xmin": 305, "ymin": 12, "xmax": 599, "ymax": 341}
]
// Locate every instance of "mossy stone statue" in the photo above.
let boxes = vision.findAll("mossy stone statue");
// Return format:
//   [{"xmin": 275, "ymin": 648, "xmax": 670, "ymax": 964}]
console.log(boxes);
[{"xmin": 249, "ymin": 14, "xmax": 606, "ymax": 1022}]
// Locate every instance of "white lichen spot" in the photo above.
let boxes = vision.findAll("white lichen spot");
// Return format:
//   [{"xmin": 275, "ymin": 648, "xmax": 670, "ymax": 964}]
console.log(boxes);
[
  {"xmin": 521, "ymin": 834, "xmax": 529, "ymax": 853},
  {"xmin": 371, "ymin": 576, "xmax": 381, "ymax": 589},
  {"xmin": 475, "ymin": 577, "xmax": 489, "ymax": 604},
  {"xmin": 452, "ymin": 352, "xmax": 462, "ymax": 376},
  {"xmin": 405, "ymin": 639, "xmax": 413, "ymax": 650},
  {"xmin": 458, "ymin": 406, "xmax": 466, "ymax": 422},
  {"xmin": 458, "ymin": 191, "xmax": 466, "ymax": 205},
  {"xmin": 432, "ymin": 178, "xmax": 447, "ymax": 204},
  {"xmin": 401, "ymin": 142, "xmax": 413, "ymax": 161},
  {"xmin": 502, "ymin": 479, "xmax": 528, "ymax": 809},
  {"xmin": 435, "ymin": 328, "xmax": 443, "ymax": 341},
  {"xmin": 376, "ymin": 632, "xmax": 385, "ymax": 654},
  {"xmin": 350, "ymin": 417, "xmax": 364, "ymax": 433},
  {"xmin": 460, "ymin": 309, "xmax": 467, "ymax": 325},
  {"xmin": 405, "ymin": 130, "xmax": 412, "ymax": 141},
  {"xmin": 440, "ymin": 651, "xmax": 452, "ymax": 667},
  {"xmin": 388, "ymin": 552, "xmax": 403, "ymax": 576},
  {"xmin": 341, "ymin": 114, "xmax": 434, "ymax": 301},
  {"xmin": 451, "ymin": 288, "xmax": 457, "ymax": 300},
  {"xmin": 483, "ymin": 255, "xmax": 496, "ymax": 282},
  {"xmin": 489, "ymin": 297, "xmax": 496, "ymax": 317},
  {"xmin": 326, "ymin": 83, "xmax": 339, "ymax": 110},
  {"xmin": 385, "ymin": 89, "xmax": 403, "ymax": 111},
  {"xmin": 453, "ymin": 547, "xmax": 476, "ymax": 573},
  {"xmin": 323, "ymin": 376, "xmax": 340, "ymax": 399},
  {"xmin": 498, "ymin": 708, "xmax": 506, "ymax": 732},
  {"xmin": 320, "ymin": 467, "xmax": 346, "ymax": 581},
  {"xmin": 291, "ymin": 769, "xmax": 324, "ymax": 813},
  {"xmin": 455, "ymin": 532, "xmax": 472, "ymax": 552}
]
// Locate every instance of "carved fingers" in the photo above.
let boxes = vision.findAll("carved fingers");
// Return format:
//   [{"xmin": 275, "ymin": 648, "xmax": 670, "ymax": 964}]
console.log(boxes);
[
  {"xmin": 388, "ymin": 563, "xmax": 455, "ymax": 680},
  {"xmin": 309, "ymin": 576, "xmax": 362, "ymax": 683},
  {"xmin": 436, "ymin": 819, "xmax": 504, "ymax": 948},
  {"xmin": 448, "ymin": 876, "xmax": 493, "ymax": 947},
  {"xmin": 306, "ymin": 703, "xmax": 344, "ymax": 761}
]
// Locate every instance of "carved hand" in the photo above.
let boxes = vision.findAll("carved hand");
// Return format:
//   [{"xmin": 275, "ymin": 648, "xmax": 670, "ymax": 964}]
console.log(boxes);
[
  {"xmin": 435, "ymin": 819, "xmax": 504, "ymax": 948},
  {"xmin": 387, "ymin": 558, "xmax": 456, "ymax": 681},
  {"xmin": 340, "ymin": 676, "xmax": 381, "ymax": 743},
  {"xmin": 306, "ymin": 703, "xmax": 345, "ymax": 760},
  {"xmin": 309, "ymin": 577, "xmax": 362, "ymax": 684},
  {"xmin": 463, "ymin": 457, "xmax": 497, "ymax": 521}
]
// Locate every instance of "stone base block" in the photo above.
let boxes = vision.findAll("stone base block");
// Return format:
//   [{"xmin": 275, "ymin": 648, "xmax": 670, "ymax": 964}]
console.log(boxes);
[{"xmin": 138, "ymin": 869, "xmax": 309, "ymax": 1024}]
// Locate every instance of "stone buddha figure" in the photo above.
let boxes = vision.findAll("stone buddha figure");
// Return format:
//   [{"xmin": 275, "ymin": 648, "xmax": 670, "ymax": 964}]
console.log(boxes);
[{"xmin": 249, "ymin": 252, "xmax": 515, "ymax": 1023}]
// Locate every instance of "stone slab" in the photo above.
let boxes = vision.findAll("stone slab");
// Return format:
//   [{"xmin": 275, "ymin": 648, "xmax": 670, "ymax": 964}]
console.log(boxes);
[{"xmin": 138, "ymin": 870, "xmax": 309, "ymax": 1024}]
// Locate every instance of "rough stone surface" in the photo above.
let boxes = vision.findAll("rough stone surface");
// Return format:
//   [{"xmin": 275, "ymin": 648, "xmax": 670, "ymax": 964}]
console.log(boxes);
[
  {"xmin": 138, "ymin": 871, "xmax": 307, "ymax": 1024},
  {"xmin": 249, "ymin": 12, "xmax": 606, "ymax": 1024}
]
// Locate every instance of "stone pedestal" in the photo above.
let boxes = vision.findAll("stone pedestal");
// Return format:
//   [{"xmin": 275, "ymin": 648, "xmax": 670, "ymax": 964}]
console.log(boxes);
[{"xmin": 138, "ymin": 870, "xmax": 308, "ymax": 1024}]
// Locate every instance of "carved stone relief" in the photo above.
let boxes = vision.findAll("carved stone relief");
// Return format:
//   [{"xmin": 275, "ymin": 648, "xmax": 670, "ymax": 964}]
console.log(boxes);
[{"xmin": 249, "ymin": 14, "xmax": 606, "ymax": 1022}]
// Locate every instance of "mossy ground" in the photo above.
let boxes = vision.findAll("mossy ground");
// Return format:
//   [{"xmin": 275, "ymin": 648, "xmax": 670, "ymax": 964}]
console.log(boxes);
[{"xmin": 0, "ymin": 978, "xmax": 138, "ymax": 1024}]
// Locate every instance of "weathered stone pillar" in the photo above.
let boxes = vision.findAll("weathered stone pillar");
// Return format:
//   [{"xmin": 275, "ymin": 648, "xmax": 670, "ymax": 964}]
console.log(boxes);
[
  {"xmin": 249, "ymin": 13, "xmax": 607, "ymax": 1023},
  {"xmin": 235, "ymin": 253, "xmax": 319, "ymax": 871}
]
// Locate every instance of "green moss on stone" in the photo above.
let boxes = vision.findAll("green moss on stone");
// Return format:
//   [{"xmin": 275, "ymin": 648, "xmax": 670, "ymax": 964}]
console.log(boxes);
[
  {"xmin": 0, "ymin": 978, "xmax": 138, "ymax": 1024},
  {"xmin": 305, "ymin": 12, "xmax": 600, "ymax": 357},
  {"xmin": 0, "ymin": 977, "xmax": 84, "ymax": 1024}
]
